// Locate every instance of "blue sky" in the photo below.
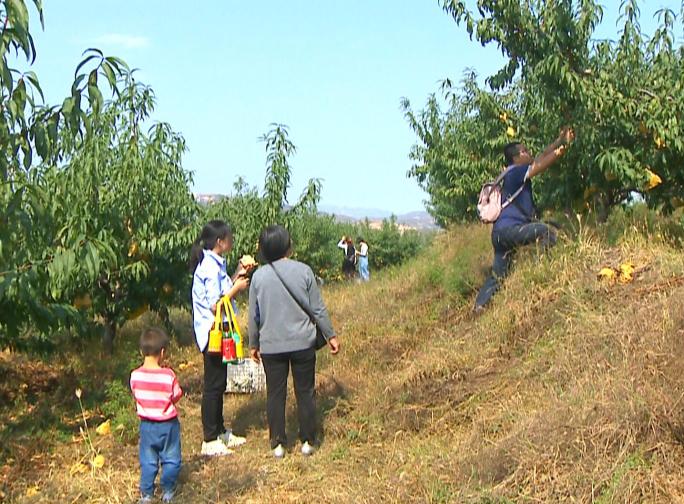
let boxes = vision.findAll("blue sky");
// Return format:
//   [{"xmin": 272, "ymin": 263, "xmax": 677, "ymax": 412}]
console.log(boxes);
[{"xmin": 26, "ymin": 1, "xmax": 681, "ymax": 215}]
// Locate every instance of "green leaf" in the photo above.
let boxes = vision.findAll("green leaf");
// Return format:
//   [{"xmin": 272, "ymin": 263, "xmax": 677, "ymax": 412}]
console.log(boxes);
[
  {"xmin": 88, "ymin": 83, "xmax": 103, "ymax": 113},
  {"xmin": 73, "ymin": 53, "xmax": 100, "ymax": 80},
  {"xmin": 8, "ymin": 99, "xmax": 17, "ymax": 119},
  {"xmin": 1, "ymin": 60, "xmax": 14, "ymax": 94},
  {"xmin": 31, "ymin": 0, "xmax": 45, "ymax": 28},
  {"xmin": 22, "ymin": 139, "xmax": 32, "ymax": 169},
  {"xmin": 104, "ymin": 56, "xmax": 130, "ymax": 72},
  {"xmin": 33, "ymin": 121, "xmax": 47, "ymax": 158},
  {"xmin": 101, "ymin": 61, "xmax": 118, "ymax": 93},
  {"xmin": 82, "ymin": 47, "xmax": 104, "ymax": 57},
  {"xmin": 8, "ymin": 0, "xmax": 30, "ymax": 39},
  {"xmin": 12, "ymin": 78, "xmax": 27, "ymax": 118},
  {"xmin": 62, "ymin": 96, "xmax": 74, "ymax": 116},
  {"xmin": 21, "ymin": 70, "xmax": 42, "ymax": 102}
]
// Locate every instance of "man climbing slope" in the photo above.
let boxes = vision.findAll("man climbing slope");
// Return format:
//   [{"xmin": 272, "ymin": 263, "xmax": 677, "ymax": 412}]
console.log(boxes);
[{"xmin": 474, "ymin": 127, "xmax": 575, "ymax": 311}]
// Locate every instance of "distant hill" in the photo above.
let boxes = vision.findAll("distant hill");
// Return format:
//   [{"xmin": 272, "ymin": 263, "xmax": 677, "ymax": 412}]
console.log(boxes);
[
  {"xmin": 317, "ymin": 205, "xmax": 439, "ymax": 231},
  {"xmin": 194, "ymin": 194, "xmax": 439, "ymax": 231},
  {"xmin": 317, "ymin": 204, "xmax": 393, "ymax": 220},
  {"xmin": 194, "ymin": 193, "xmax": 224, "ymax": 205},
  {"xmin": 394, "ymin": 211, "xmax": 440, "ymax": 230}
]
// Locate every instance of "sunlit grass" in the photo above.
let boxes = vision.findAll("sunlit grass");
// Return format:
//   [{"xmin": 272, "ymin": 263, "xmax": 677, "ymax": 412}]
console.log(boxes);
[{"xmin": 4, "ymin": 221, "xmax": 684, "ymax": 502}]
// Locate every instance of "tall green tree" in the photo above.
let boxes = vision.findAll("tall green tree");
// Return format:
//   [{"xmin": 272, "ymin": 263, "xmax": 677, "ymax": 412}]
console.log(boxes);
[
  {"xmin": 205, "ymin": 124, "xmax": 321, "ymax": 268},
  {"xmin": 0, "ymin": 1, "xmax": 197, "ymax": 351}
]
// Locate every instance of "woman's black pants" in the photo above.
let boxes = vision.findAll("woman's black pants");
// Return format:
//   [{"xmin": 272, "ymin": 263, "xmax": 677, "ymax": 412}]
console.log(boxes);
[{"xmin": 261, "ymin": 348, "xmax": 316, "ymax": 449}]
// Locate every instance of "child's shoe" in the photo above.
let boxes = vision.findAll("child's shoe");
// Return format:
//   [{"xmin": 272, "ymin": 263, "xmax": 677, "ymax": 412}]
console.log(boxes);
[
  {"xmin": 138, "ymin": 495, "xmax": 154, "ymax": 504},
  {"xmin": 273, "ymin": 444, "xmax": 285, "ymax": 459},
  {"xmin": 162, "ymin": 489, "xmax": 175, "ymax": 503},
  {"xmin": 219, "ymin": 430, "xmax": 246, "ymax": 448},
  {"xmin": 301, "ymin": 441, "xmax": 315, "ymax": 456},
  {"xmin": 201, "ymin": 439, "xmax": 234, "ymax": 457}
]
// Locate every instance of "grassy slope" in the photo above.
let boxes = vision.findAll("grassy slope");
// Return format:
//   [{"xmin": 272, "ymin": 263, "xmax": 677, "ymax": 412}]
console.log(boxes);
[{"xmin": 4, "ymin": 222, "xmax": 684, "ymax": 503}]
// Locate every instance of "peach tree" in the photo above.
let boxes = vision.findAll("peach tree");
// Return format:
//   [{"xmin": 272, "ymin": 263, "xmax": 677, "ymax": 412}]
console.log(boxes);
[
  {"xmin": 0, "ymin": 0, "xmax": 197, "ymax": 351},
  {"xmin": 405, "ymin": 0, "xmax": 684, "ymax": 224},
  {"xmin": 204, "ymin": 124, "xmax": 321, "ymax": 271}
]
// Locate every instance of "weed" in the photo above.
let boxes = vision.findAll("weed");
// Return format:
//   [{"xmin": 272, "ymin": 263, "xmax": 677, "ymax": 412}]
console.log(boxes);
[
  {"xmin": 595, "ymin": 452, "xmax": 649, "ymax": 503},
  {"xmin": 427, "ymin": 479, "xmax": 455, "ymax": 503},
  {"xmin": 330, "ymin": 444, "xmax": 350, "ymax": 461},
  {"xmin": 101, "ymin": 380, "xmax": 137, "ymax": 443}
]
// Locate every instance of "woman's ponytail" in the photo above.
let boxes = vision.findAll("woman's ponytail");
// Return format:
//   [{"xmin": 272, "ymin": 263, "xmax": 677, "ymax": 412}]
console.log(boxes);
[
  {"xmin": 188, "ymin": 237, "xmax": 205, "ymax": 273},
  {"xmin": 188, "ymin": 220, "xmax": 233, "ymax": 272}
]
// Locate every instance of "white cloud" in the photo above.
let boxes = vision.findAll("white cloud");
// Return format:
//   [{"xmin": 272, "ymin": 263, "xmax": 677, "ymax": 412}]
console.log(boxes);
[{"xmin": 93, "ymin": 33, "xmax": 150, "ymax": 49}]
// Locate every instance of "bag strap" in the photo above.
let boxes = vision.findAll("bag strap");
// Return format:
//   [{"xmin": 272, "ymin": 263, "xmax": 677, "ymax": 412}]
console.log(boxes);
[
  {"xmin": 213, "ymin": 298, "xmax": 223, "ymax": 331},
  {"xmin": 221, "ymin": 297, "xmax": 231, "ymax": 333},
  {"xmin": 212, "ymin": 260, "xmax": 226, "ymax": 332},
  {"xmin": 268, "ymin": 263, "xmax": 328, "ymax": 344},
  {"xmin": 501, "ymin": 183, "xmax": 526, "ymax": 210},
  {"xmin": 224, "ymin": 297, "xmax": 242, "ymax": 340},
  {"xmin": 491, "ymin": 168, "xmax": 508, "ymax": 187},
  {"xmin": 498, "ymin": 165, "xmax": 535, "ymax": 219}
]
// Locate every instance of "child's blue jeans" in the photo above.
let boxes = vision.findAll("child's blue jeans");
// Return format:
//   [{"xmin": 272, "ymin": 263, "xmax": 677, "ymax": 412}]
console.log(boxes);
[{"xmin": 139, "ymin": 417, "xmax": 182, "ymax": 497}]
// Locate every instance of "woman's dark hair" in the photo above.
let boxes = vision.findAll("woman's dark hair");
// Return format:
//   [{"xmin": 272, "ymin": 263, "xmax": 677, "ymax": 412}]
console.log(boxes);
[
  {"xmin": 503, "ymin": 142, "xmax": 523, "ymax": 165},
  {"xmin": 258, "ymin": 225, "xmax": 291, "ymax": 263},
  {"xmin": 188, "ymin": 220, "xmax": 232, "ymax": 272},
  {"xmin": 356, "ymin": 237, "xmax": 365, "ymax": 244}
]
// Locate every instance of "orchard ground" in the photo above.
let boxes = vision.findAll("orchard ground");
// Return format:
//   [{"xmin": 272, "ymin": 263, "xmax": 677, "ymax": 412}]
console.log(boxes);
[{"xmin": 3, "ymin": 213, "xmax": 684, "ymax": 503}]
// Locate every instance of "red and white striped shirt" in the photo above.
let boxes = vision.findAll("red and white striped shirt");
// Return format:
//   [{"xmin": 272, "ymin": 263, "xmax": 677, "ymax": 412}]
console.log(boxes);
[{"xmin": 130, "ymin": 366, "xmax": 183, "ymax": 421}]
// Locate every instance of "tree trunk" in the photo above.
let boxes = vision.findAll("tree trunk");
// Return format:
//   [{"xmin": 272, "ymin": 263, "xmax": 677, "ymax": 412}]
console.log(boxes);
[
  {"xmin": 596, "ymin": 193, "xmax": 613, "ymax": 223},
  {"xmin": 102, "ymin": 317, "xmax": 116, "ymax": 354},
  {"xmin": 157, "ymin": 305, "xmax": 175, "ymax": 338}
]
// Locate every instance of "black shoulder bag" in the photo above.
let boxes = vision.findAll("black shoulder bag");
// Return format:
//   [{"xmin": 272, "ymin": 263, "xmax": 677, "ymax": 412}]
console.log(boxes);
[{"xmin": 268, "ymin": 263, "xmax": 329, "ymax": 350}]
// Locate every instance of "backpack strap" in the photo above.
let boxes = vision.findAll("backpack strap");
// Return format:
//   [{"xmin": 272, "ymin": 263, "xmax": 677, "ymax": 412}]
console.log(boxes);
[
  {"xmin": 501, "ymin": 184, "xmax": 526, "ymax": 210},
  {"xmin": 491, "ymin": 168, "xmax": 508, "ymax": 187},
  {"xmin": 499, "ymin": 165, "xmax": 535, "ymax": 217}
]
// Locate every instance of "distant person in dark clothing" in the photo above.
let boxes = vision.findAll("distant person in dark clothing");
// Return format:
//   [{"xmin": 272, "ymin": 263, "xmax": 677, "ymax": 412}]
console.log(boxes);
[
  {"xmin": 337, "ymin": 236, "xmax": 356, "ymax": 280},
  {"xmin": 474, "ymin": 127, "xmax": 575, "ymax": 312}
]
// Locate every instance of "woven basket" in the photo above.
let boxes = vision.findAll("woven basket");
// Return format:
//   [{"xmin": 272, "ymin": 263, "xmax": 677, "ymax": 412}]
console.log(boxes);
[{"xmin": 225, "ymin": 359, "xmax": 266, "ymax": 394}]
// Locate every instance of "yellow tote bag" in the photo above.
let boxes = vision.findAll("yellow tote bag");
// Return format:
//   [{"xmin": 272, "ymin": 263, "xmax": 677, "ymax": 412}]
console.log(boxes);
[{"xmin": 207, "ymin": 300, "xmax": 223, "ymax": 354}]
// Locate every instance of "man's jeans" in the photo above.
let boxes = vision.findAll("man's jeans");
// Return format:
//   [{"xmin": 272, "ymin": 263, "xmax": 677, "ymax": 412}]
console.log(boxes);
[
  {"xmin": 139, "ymin": 417, "xmax": 181, "ymax": 497},
  {"xmin": 475, "ymin": 222, "xmax": 556, "ymax": 308}
]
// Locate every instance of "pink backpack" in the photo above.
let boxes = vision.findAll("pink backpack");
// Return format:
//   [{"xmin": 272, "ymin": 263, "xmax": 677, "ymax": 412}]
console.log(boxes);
[{"xmin": 477, "ymin": 168, "xmax": 526, "ymax": 223}]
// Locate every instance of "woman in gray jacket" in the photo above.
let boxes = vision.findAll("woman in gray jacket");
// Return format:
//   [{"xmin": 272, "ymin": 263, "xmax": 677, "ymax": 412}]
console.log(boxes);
[{"xmin": 248, "ymin": 225, "xmax": 340, "ymax": 458}]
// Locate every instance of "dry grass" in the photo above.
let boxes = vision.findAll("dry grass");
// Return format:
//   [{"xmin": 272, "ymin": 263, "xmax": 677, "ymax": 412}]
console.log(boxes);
[{"xmin": 3, "ymin": 223, "xmax": 684, "ymax": 503}]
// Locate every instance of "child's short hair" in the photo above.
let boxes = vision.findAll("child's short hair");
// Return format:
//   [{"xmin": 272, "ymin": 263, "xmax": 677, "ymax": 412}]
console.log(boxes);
[{"xmin": 140, "ymin": 327, "xmax": 170, "ymax": 356}]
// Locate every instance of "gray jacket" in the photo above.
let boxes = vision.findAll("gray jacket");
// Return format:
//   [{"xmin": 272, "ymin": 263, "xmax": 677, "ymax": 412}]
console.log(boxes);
[{"xmin": 248, "ymin": 258, "xmax": 335, "ymax": 354}]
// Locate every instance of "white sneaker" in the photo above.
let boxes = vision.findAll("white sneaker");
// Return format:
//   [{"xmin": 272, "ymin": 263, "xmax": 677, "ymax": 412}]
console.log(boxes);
[
  {"xmin": 273, "ymin": 444, "xmax": 285, "ymax": 459},
  {"xmin": 301, "ymin": 441, "xmax": 315, "ymax": 456},
  {"xmin": 219, "ymin": 431, "xmax": 246, "ymax": 448},
  {"xmin": 201, "ymin": 439, "xmax": 234, "ymax": 457}
]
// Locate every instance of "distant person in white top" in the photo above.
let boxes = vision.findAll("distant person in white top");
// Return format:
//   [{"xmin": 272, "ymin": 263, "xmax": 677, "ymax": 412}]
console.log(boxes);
[{"xmin": 356, "ymin": 237, "xmax": 369, "ymax": 281}]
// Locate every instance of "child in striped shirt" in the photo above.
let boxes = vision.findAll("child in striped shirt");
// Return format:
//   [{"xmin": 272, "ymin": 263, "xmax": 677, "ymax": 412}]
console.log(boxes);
[{"xmin": 130, "ymin": 328, "xmax": 183, "ymax": 504}]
